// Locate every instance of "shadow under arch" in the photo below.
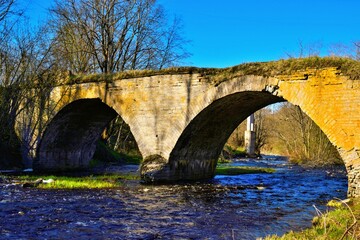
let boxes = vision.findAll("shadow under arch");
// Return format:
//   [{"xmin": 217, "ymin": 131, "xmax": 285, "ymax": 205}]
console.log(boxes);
[
  {"xmin": 166, "ymin": 91, "xmax": 285, "ymax": 181},
  {"xmin": 35, "ymin": 98, "xmax": 118, "ymax": 171}
]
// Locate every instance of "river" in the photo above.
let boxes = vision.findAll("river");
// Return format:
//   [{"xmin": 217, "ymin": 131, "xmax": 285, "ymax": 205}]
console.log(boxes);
[{"xmin": 0, "ymin": 156, "xmax": 347, "ymax": 239}]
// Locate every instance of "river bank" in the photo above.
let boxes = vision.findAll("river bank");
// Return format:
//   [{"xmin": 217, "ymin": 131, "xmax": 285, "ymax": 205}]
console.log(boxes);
[
  {"xmin": 265, "ymin": 198, "xmax": 360, "ymax": 239},
  {"xmin": 1, "ymin": 164, "xmax": 277, "ymax": 190}
]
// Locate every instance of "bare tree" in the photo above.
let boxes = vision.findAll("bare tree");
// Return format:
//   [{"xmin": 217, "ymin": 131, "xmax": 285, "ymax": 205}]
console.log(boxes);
[
  {"xmin": 254, "ymin": 108, "xmax": 270, "ymax": 155},
  {"xmin": 354, "ymin": 42, "xmax": 360, "ymax": 60},
  {"xmin": 0, "ymin": 0, "xmax": 15, "ymax": 22},
  {"xmin": 271, "ymin": 103, "xmax": 341, "ymax": 166},
  {"xmin": 285, "ymin": 40, "xmax": 323, "ymax": 59},
  {"xmin": 0, "ymin": 14, "xmax": 58, "ymax": 168},
  {"xmin": 51, "ymin": 0, "xmax": 189, "ymax": 74},
  {"xmin": 225, "ymin": 108, "xmax": 271, "ymax": 156}
]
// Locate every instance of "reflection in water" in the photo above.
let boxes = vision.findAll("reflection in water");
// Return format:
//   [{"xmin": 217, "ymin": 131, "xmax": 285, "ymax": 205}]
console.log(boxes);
[{"xmin": 0, "ymin": 156, "xmax": 347, "ymax": 239}]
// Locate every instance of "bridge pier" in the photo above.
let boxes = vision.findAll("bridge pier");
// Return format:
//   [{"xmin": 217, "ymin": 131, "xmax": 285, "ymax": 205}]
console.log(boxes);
[
  {"xmin": 347, "ymin": 166, "xmax": 360, "ymax": 198},
  {"xmin": 339, "ymin": 148, "xmax": 360, "ymax": 198},
  {"xmin": 140, "ymin": 155, "xmax": 217, "ymax": 183},
  {"xmin": 244, "ymin": 114, "xmax": 256, "ymax": 157}
]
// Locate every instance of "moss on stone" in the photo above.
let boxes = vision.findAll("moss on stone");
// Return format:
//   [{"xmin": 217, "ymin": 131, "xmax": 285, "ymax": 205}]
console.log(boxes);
[{"xmin": 59, "ymin": 57, "xmax": 360, "ymax": 86}]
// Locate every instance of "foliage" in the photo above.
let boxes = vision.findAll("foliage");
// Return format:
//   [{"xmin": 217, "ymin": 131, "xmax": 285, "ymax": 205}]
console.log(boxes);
[
  {"xmin": 221, "ymin": 145, "xmax": 246, "ymax": 159},
  {"xmin": 265, "ymin": 199, "xmax": 360, "ymax": 240},
  {"xmin": 226, "ymin": 125, "xmax": 246, "ymax": 151},
  {"xmin": 93, "ymin": 140, "xmax": 142, "ymax": 165},
  {"xmin": 215, "ymin": 165, "xmax": 275, "ymax": 175}
]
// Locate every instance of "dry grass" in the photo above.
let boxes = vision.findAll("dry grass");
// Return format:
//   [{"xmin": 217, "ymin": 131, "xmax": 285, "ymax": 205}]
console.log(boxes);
[{"xmin": 57, "ymin": 56, "xmax": 360, "ymax": 86}]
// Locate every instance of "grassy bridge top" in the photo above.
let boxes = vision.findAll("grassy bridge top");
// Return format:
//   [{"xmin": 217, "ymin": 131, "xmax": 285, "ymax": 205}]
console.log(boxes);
[{"xmin": 65, "ymin": 57, "xmax": 360, "ymax": 86}]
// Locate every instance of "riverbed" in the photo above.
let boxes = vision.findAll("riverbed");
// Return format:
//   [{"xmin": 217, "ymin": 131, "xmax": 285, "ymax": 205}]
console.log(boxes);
[{"xmin": 0, "ymin": 156, "xmax": 347, "ymax": 239}]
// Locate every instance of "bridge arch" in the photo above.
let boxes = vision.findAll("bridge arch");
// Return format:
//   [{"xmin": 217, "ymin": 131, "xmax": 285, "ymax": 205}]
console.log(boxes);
[
  {"xmin": 140, "ymin": 70, "xmax": 356, "ymax": 189},
  {"xmin": 167, "ymin": 91, "xmax": 284, "ymax": 180},
  {"xmin": 35, "ymin": 98, "xmax": 118, "ymax": 170}
]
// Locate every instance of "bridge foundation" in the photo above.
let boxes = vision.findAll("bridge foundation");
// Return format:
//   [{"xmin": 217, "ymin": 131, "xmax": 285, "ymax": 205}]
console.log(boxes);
[
  {"xmin": 140, "ymin": 155, "xmax": 217, "ymax": 183},
  {"xmin": 339, "ymin": 148, "xmax": 360, "ymax": 198},
  {"xmin": 347, "ymin": 166, "xmax": 360, "ymax": 198}
]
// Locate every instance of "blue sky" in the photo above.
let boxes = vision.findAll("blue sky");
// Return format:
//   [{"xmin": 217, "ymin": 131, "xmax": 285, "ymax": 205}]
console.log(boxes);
[{"xmin": 24, "ymin": 0, "xmax": 360, "ymax": 68}]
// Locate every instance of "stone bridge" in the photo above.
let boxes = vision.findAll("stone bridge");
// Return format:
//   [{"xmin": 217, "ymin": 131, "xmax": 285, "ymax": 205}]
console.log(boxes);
[{"xmin": 33, "ymin": 58, "xmax": 360, "ymax": 197}]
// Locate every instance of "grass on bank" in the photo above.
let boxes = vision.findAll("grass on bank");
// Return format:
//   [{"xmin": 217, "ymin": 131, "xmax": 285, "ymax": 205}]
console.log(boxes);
[
  {"xmin": 215, "ymin": 165, "xmax": 275, "ymax": 175},
  {"xmin": 16, "ymin": 173, "xmax": 139, "ymax": 189},
  {"xmin": 13, "ymin": 165, "xmax": 274, "ymax": 189},
  {"xmin": 92, "ymin": 141, "xmax": 142, "ymax": 166},
  {"xmin": 62, "ymin": 56, "xmax": 360, "ymax": 86},
  {"xmin": 265, "ymin": 199, "xmax": 360, "ymax": 240}
]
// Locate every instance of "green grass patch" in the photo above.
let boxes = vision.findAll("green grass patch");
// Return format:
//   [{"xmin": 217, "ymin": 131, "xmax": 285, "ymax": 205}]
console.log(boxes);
[
  {"xmin": 92, "ymin": 141, "xmax": 142, "ymax": 165},
  {"xmin": 215, "ymin": 165, "xmax": 275, "ymax": 175},
  {"xmin": 119, "ymin": 152, "xmax": 142, "ymax": 165},
  {"xmin": 15, "ymin": 173, "xmax": 140, "ymax": 189},
  {"xmin": 265, "ymin": 199, "xmax": 360, "ymax": 240},
  {"xmin": 225, "ymin": 145, "xmax": 247, "ymax": 157}
]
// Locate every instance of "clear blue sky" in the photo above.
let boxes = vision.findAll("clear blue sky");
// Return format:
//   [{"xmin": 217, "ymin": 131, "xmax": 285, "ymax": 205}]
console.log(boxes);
[{"xmin": 25, "ymin": 0, "xmax": 360, "ymax": 68}]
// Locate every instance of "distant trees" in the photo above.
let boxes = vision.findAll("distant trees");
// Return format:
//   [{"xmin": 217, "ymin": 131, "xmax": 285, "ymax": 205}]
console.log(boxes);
[
  {"xmin": 226, "ymin": 103, "xmax": 341, "ymax": 166},
  {"xmin": 253, "ymin": 109, "xmax": 270, "ymax": 155},
  {"xmin": 270, "ymin": 103, "xmax": 341, "ymax": 166},
  {"xmin": 225, "ymin": 109, "xmax": 270, "ymax": 157}
]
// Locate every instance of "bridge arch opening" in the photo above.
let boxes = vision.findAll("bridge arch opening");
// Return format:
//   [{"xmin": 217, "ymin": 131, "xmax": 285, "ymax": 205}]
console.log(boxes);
[
  {"xmin": 166, "ymin": 90, "xmax": 344, "ymax": 182},
  {"xmin": 226, "ymin": 102, "xmax": 343, "ymax": 166},
  {"xmin": 167, "ymin": 91, "xmax": 285, "ymax": 180},
  {"xmin": 35, "ymin": 98, "xmax": 140, "ymax": 171}
]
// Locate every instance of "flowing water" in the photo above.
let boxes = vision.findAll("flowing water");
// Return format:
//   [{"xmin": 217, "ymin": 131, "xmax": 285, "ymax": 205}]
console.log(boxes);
[{"xmin": 0, "ymin": 156, "xmax": 347, "ymax": 239}]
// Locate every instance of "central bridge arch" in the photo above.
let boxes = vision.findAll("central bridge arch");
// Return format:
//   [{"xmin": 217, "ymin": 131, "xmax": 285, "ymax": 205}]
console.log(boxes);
[{"xmin": 164, "ymin": 91, "xmax": 283, "ymax": 181}]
